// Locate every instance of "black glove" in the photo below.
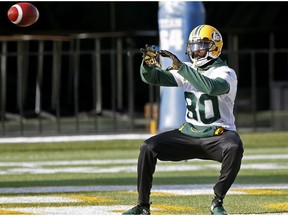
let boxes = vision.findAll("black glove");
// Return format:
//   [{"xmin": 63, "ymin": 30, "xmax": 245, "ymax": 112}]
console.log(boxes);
[
  {"xmin": 140, "ymin": 44, "xmax": 161, "ymax": 68},
  {"xmin": 159, "ymin": 50, "xmax": 183, "ymax": 71}
]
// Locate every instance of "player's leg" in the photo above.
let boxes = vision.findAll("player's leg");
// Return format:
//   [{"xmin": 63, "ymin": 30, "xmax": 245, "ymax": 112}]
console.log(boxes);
[
  {"xmin": 137, "ymin": 129, "xmax": 204, "ymax": 204},
  {"xmin": 123, "ymin": 129, "xmax": 204, "ymax": 215},
  {"xmin": 201, "ymin": 130, "xmax": 243, "ymax": 214},
  {"xmin": 213, "ymin": 131, "xmax": 243, "ymax": 199}
]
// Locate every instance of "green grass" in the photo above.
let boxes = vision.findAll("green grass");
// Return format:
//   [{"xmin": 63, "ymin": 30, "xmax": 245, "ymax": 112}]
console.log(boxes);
[
  {"xmin": 240, "ymin": 131, "xmax": 288, "ymax": 148},
  {"xmin": 0, "ymin": 131, "xmax": 288, "ymax": 214}
]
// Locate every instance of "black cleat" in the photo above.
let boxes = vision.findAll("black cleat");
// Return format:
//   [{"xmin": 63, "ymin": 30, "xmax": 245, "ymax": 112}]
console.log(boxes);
[
  {"xmin": 122, "ymin": 205, "xmax": 150, "ymax": 215},
  {"xmin": 210, "ymin": 198, "xmax": 227, "ymax": 215}
]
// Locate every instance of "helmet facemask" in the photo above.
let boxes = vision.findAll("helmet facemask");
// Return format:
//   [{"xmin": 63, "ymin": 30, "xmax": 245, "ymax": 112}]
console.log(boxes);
[{"xmin": 186, "ymin": 40, "xmax": 216, "ymax": 67}]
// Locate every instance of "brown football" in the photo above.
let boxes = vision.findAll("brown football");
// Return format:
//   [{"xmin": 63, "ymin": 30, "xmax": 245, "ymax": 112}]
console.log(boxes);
[{"xmin": 7, "ymin": 2, "xmax": 39, "ymax": 27}]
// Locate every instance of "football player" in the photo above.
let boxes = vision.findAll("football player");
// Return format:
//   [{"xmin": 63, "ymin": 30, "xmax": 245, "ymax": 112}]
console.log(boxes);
[{"xmin": 122, "ymin": 24, "xmax": 244, "ymax": 215}]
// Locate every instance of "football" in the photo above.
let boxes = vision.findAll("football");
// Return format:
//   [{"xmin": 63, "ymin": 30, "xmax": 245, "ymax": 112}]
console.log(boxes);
[{"xmin": 7, "ymin": 2, "xmax": 39, "ymax": 27}]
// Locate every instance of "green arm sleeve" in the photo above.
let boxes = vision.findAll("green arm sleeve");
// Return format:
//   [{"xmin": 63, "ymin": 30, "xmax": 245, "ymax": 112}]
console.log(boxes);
[
  {"xmin": 177, "ymin": 64, "xmax": 230, "ymax": 96},
  {"xmin": 140, "ymin": 61, "xmax": 178, "ymax": 86}
]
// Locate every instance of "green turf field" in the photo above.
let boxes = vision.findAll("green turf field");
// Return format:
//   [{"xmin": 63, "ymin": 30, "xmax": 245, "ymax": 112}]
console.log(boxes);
[{"xmin": 0, "ymin": 131, "xmax": 288, "ymax": 215}]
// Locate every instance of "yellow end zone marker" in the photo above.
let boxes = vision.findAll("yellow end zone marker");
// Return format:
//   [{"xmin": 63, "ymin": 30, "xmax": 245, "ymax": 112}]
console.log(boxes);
[
  {"xmin": 154, "ymin": 204, "xmax": 197, "ymax": 211},
  {"xmin": 61, "ymin": 194, "xmax": 116, "ymax": 203},
  {"xmin": 151, "ymin": 192, "xmax": 178, "ymax": 197},
  {"xmin": 0, "ymin": 209, "xmax": 33, "ymax": 215},
  {"xmin": 152, "ymin": 204, "xmax": 198, "ymax": 215},
  {"xmin": 264, "ymin": 202, "xmax": 288, "ymax": 211}
]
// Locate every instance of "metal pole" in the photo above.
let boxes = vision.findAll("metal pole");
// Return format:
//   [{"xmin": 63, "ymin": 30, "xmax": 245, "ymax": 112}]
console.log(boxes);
[
  {"xmin": 117, "ymin": 38, "xmax": 123, "ymax": 111},
  {"xmin": 95, "ymin": 38, "xmax": 102, "ymax": 115},
  {"xmin": 231, "ymin": 34, "xmax": 240, "ymax": 123},
  {"xmin": 74, "ymin": 39, "xmax": 80, "ymax": 132},
  {"xmin": 110, "ymin": 40, "xmax": 117, "ymax": 131},
  {"xmin": 52, "ymin": 41, "xmax": 62, "ymax": 133},
  {"xmin": 17, "ymin": 41, "xmax": 26, "ymax": 135},
  {"xmin": 269, "ymin": 33, "xmax": 275, "ymax": 130},
  {"xmin": 35, "ymin": 41, "xmax": 44, "ymax": 133},
  {"xmin": 92, "ymin": 38, "xmax": 102, "ymax": 131},
  {"xmin": 0, "ymin": 41, "xmax": 7, "ymax": 134},
  {"xmin": 91, "ymin": 38, "xmax": 102, "ymax": 131},
  {"xmin": 127, "ymin": 50, "xmax": 134, "ymax": 130},
  {"xmin": 251, "ymin": 51, "xmax": 257, "ymax": 131}
]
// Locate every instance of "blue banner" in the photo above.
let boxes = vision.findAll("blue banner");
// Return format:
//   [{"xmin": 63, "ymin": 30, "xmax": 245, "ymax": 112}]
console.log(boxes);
[{"xmin": 158, "ymin": 2, "xmax": 206, "ymax": 132}]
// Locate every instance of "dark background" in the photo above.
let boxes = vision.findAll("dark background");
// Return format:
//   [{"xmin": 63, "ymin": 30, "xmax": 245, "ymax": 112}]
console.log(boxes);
[
  {"xmin": 1, "ymin": 1, "xmax": 287, "ymax": 35},
  {"xmin": 1, "ymin": 1, "xmax": 288, "ymax": 115}
]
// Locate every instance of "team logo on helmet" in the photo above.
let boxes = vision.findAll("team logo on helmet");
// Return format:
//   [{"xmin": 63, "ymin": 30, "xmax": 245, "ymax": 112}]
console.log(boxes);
[{"xmin": 212, "ymin": 32, "xmax": 221, "ymax": 42}]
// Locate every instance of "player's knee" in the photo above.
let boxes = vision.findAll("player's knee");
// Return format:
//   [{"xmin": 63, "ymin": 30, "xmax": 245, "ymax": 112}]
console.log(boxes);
[
  {"xmin": 224, "ymin": 141, "xmax": 243, "ymax": 159},
  {"xmin": 223, "ymin": 133, "xmax": 244, "ymax": 155},
  {"xmin": 140, "ymin": 138, "xmax": 158, "ymax": 153},
  {"xmin": 140, "ymin": 142, "xmax": 149, "ymax": 152},
  {"xmin": 140, "ymin": 141, "xmax": 158, "ymax": 158}
]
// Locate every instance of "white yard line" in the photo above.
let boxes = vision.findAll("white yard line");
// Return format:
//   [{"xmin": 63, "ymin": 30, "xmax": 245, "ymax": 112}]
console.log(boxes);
[
  {"xmin": 0, "ymin": 196, "xmax": 79, "ymax": 203},
  {"xmin": 2, "ymin": 205, "xmax": 129, "ymax": 215},
  {"xmin": 0, "ymin": 133, "xmax": 151, "ymax": 144},
  {"xmin": 0, "ymin": 157, "xmax": 287, "ymax": 175},
  {"xmin": 0, "ymin": 153, "xmax": 287, "ymax": 167},
  {"xmin": 0, "ymin": 183, "xmax": 288, "ymax": 194}
]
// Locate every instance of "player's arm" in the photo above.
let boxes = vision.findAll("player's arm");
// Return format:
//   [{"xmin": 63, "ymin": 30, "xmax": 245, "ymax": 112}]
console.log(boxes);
[
  {"xmin": 177, "ymin": 64, "xmax": 230, "ymax": 96},
  {"xmin": 140, "ymin": 62, "xmax": 178, "ymax": 86},
  {"xmin": 160, "ymin": 50, "xmax": 229, "ymax": 96}
]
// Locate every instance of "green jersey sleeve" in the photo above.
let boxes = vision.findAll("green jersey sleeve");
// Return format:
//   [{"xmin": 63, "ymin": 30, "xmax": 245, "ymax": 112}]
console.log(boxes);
[
  {"xmin": 177, "ymin": 63, "xmax": 230, "ymax": 96},
  {"xmin": 140, "ymin": 61, "xmax": 178, "ymax": 86}
]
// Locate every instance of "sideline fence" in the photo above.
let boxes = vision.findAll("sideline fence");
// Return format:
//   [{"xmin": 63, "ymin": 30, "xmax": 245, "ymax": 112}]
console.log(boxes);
[{"xmin": 0, "ymin": 30, "xmax": 287, "ymax": 136}]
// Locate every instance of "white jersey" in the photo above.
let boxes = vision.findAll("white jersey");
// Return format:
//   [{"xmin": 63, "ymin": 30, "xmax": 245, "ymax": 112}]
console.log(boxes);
[{"xmin": 170, "ymin": 62, "xmax": 238, "ymax": 131}]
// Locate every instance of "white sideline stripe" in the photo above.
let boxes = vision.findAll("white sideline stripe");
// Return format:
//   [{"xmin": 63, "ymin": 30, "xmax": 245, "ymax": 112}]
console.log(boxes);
[
  {"xmin": 0, "ymin": 162, "xmax": 288, "ymax": 175},
  {"xmin": 0, "ymin": 156, "xmax": 288, "ymax": 175},
  {"xmin": 244, "ymin": 154, "xmax": 288, "ymax": 160},
  {"xmin": 0, "ymin": 160, "xmax": 287, "ymax": 175},
  {"xmin": 0, "ymin": 133, "xmax": 152, "ymax": 144},
  {"xmin": 0, "ymin": 184, "xmax": 288, "ymax": 194},
  {"xmin": 0, "ymin": 196, "xmax": 79, "ymax": 203},
  {"xmin": 0, "ymin": 153, "xmax": 287, "ymax": 167},
  {"xmin": 0, "ymin": 159, "xmax": 139, "ymax": 166}
]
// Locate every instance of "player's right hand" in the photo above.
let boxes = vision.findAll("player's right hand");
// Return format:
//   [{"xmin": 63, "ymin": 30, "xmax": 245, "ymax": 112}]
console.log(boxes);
[
  {"xmin": 159, "ymin": 50, "xmax": 183, "ymax": 71},
  {"xmin": 140, "ymin": 44, "xmax": 161, "ymax": 68}
]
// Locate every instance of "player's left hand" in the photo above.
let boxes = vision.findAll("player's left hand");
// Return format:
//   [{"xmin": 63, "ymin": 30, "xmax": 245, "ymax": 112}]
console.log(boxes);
[{"xmin": 159, "ymin": 50, "xmax": 183, "ymax": 71}]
